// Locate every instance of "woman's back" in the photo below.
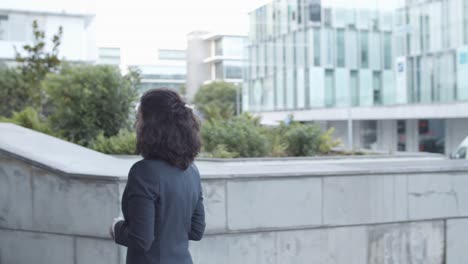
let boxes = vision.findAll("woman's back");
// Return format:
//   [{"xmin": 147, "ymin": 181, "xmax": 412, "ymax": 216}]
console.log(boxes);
[{"xmin": 115, "ymin": 159, "xmax": 205, "ymax": 264}]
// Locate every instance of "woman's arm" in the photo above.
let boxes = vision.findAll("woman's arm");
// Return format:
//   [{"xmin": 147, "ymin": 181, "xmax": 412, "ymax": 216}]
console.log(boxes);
[
  {"xmin": 189, "ymin": 187, "xmax": 206, "ymax": 241},
  {"xmin": 114, "ymin": 162, "xmax": 158, "ymax": 252}
]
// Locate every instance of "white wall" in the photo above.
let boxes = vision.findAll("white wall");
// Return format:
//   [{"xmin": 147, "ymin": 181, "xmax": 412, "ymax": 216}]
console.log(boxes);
[{"xmin": 0, "ymin": 5, "xmax": 97, "ymax": 63}]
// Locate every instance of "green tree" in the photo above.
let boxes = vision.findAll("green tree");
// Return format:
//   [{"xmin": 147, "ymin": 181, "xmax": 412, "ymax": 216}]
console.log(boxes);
[
  {"xmin": 193, "ymin": 81, "xmax": 239, "ymax": 120},
  {"xmin": 14, "ymin": 20, "xmax": 63, "ymax": 109},
  {"xmin": 0, "ymin": 67, "xmax": 31, "ymax": 117},
  {"xmin": 43, "ymin": 65, "xmax": 139, "ymax": 146}
]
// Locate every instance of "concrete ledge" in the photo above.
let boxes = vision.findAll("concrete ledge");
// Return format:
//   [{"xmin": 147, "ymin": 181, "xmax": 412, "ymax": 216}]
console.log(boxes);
[{"xmin": 2, "ymin": 123, "xmax": 468, "ymax": 182}]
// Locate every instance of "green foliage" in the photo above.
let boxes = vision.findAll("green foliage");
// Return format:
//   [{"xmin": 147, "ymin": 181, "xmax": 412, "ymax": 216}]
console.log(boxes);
[
  {"xmin": 0, "ymin": 67, "xmax": 31, "ymax": 117},
  {"xmin": 89, "ymin": 130, "xmax": 137, "ymax": 155},
  {"xmin": 43, "ymin": 64, "xmax": 139, "ymax": 146},
  {"xmin": 281, "ymin": 122, "xmax": 340, "ymax": 156},
  {"xmin": 0, "ymin": 107, "xmax": 53, "ymax": 135},
  {"xmin": 193, "ymin": 81, "xmax": 239, "ymax": 120},
  {"xmin": 203, "ymin": 144, "xmax": 239, "ymax": 159},
  {"xmin": 14, "ymin": 20, "xmax": 63, "ymax": 109},
  {"xmin": 201, "ymin": 114, "xmax": 269, "ymax": 158},
  {"xmin": 262, "ymin": 127, "xmax": 288, "ymax": 157}
]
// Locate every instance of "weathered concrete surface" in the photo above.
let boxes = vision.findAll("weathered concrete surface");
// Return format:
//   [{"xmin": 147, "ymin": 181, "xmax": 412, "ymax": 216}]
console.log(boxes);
[
  {"xmin": 227, "ymin": 178, "xmax": 322, "ymax": 230},
  {"xmin": 0, "ymin": 156, "xmax": 34, "ymax": 230},
  {"xmin": 368, "ymin": 221, "xmax": 444, "ymax": 264},
  {"xmin": 323, "ymin": 175, "xmax": 406, "ymax": 225},
  {"xmin": 2, "ymin": 123, "xmax": 468, "ymax": 264},
  {"xmin": 408, "ymin": 174, "xmax": 468, "ymax": 220},
  {"xmin": 447, "ymin": 219, "xmax": 468, "ymax": 264},
  {"xmin": 0, "ymin": 229, "xmax": 74, "ymax": 264},
  {"xmin": 76, "ymin": 238, "xmax": 119, "ymax": 264}
]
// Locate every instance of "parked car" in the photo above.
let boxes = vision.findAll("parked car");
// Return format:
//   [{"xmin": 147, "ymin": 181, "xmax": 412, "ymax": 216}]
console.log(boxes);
[{"xmin": 450, "ymin": 136, "xmax": 468, "ymax": 159}]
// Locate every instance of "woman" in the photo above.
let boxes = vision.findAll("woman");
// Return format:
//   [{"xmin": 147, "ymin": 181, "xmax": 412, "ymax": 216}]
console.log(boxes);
[{"xmin": 110, "ymin": 88, "xmax": 206, "ymax": 264}]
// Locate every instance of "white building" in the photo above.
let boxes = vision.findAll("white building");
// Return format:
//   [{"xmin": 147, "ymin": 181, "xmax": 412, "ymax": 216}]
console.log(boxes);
[
  {"xmin": 98, "ymin": 47, "xmax": 121, "ymax": 67},
  {"xmin": 0, "ymin": 0, "xmax": 97, "ymax": 65},
  {"xmin": 186, "ymin": 31, "xmax": 247, "ymax": 101},
  {"xmin": 132, "ymin": 49, "xmax": 186, "ymax": 95}
]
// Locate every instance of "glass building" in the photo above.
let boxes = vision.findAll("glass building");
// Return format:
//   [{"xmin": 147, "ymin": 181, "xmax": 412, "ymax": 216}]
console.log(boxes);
[{"xmin": 244, "ymin": 0, "xmax": 468, "ymax": 155}]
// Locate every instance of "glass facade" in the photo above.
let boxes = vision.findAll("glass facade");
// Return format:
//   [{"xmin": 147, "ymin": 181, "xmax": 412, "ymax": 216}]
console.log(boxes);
[{"xmin": 245, "ymin": 0, "xmax": 468, "ymax": 112}]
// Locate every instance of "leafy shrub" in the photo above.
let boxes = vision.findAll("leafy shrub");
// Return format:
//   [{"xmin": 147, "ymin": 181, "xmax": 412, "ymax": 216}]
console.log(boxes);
[
  {"xmin": 89, "ymin": 130, "xmax": 136, "ymax": 155},
  {"xmin": 43, "ymin": 65, "xmax": 139, "ymax": 146},
  {"xmin": 202, "ymin": 144, "xmax": 239, "ymax": 159},
  {"xmin": 0, "ymin": 107, "xmax": 55, "ymax": 136},
  {"xmin": 283, "ymin": 122, "xmax": 340, "ymax": 156},
  {"xmin": 201, "ymin": 114, "xmax": 269, "ymax": 158}
]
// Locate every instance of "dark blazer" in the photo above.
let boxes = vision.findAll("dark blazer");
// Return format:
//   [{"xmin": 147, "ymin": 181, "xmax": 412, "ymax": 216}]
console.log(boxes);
[{"xmin": 114, "ymin": 159, "xmax": 206, "ymax": 264}]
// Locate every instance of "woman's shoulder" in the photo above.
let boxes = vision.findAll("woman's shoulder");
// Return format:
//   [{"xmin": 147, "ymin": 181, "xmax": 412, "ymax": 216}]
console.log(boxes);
[{"xmin": 128, "ymin": 159, "xmax": 163, "ymax": 182}]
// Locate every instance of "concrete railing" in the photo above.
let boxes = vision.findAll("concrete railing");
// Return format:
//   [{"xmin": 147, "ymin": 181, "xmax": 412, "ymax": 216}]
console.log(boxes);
[{"xmin": 2, "ymin": 123, "xmax": 468, "ymax": 264}]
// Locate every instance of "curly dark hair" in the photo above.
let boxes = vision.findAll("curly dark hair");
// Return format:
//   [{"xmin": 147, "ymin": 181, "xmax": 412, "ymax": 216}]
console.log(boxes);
[{"xmin": 136, "ymin": 88, "xmax": 201, "ymax": 170}]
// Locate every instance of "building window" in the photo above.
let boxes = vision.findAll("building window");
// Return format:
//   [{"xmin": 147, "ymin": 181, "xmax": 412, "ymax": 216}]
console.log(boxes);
[
  {"xmin": 418, "ymin": 119, "xmax": 445, "ymax": 154},
  {"xmin": 308, "ymin": 0, "xmax": 321, "ymax": 22},
  {"xmin": 336, "ymin": 29, "xmax": 345, "ymax": 67},
  {"xmin": 397, "ymin": 120, "xmax": 406, "ymax": 151},
  {"xmin": 325, "ymin": 28, "xmax": 334, "ymax": 66},
  {"xmin": 360, "ymin": 31, "xmax": 369, "ymax": 68},
  {"xmin": 313, "ymin": 28, "xmax": 321, "ymax": 66},
  {"xmin": 423, "ymin": 15, "xmax": 430, "ymax": 52},
  {"xmin": 373, "ymin": 71, "xmax": 382, "ymax": 105},
  {"xmin": 215, "ymin": 39, "xmax": 223, "ymax": 56},
  {"xmin": 465, "ymin": 0, "xmax": 468, "ymax": 44},
  {"xmin": 325, "ymin": 69, "xmax": 335, "ymax": 107},
  {"xmin": 383, "ymin": 32, "xmax": 392, "ymax": 70},
  {"xmin": 224, "ymin": 61, "xmax": 243, "ymax": 79},
  {"xmin": 350, "ymin": 71, "xmax": 359, "ymax": 106},
  {"xmin": 215, "ymin": 62, "xmax": 224, "ymax": 79},
  {"xmin": 0, "ymin": 15, "xmax": 8, "ymax": 40},
  {"xmin": 361, "ymin": 121, "xmax": 377, "ymax": 150},
  {"xmin": 297, "ymin": 0, "xmax": 302, "ymax": 24}
]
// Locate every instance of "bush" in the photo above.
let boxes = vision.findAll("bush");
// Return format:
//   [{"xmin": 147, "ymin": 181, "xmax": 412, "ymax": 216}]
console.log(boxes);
[
  {"xmin": 89, "ymin": 130, "xmax": 136, "ymax": 155},
  {"xmin": 0, "ymin": 67, "xmax": 32, "ymax": 117},
  {"xmin": 282, "ymin": 122, "xmax": 340, "ymax": 156},
  {"xmin": 201, "ymin": 114, "xmax": 269, "ymax": 158},
  {"xmin": 43, "ymin": 65, "xmax": 138, "ymax": 146},
  {"xmin": 193, "ymin": 82, "xmax": 239, "ymax": 120},
  {"xmin": 0, "ymin": 107, "xmax": 53, "ymax": 135}
]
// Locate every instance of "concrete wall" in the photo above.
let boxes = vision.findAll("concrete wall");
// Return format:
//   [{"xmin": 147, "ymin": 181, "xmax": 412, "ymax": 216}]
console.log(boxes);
[
  {"xmin": 186, "ymin": 32, "xmax": 210, "ymax": 101},
  {"xmin": 2, "ymin": 123, "xmax": 468, "ymax": 264}
]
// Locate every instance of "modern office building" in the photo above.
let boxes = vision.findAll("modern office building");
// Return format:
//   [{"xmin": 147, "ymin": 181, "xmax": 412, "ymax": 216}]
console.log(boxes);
[
  {"xmin": 0, "ymin": 0, "xmax": 97, "ymax": 65},
  {"xmin": 98, "ymin": 47, "xmax": 121, "ymax": 67},
  {"xmin": 244, "ymin": 0, "xmax": 468, "ymax": 155},
  {"xmin": 186, "ymin": 31, "xmax": 247, "ymax": 101},
  {"xmin": 132, "ymin": 49, "xmax": 186, "ymax": 95}
]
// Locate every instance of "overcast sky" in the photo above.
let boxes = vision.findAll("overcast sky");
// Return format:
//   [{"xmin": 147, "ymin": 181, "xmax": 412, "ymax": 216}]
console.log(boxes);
[
  {"xmin": 94, "ymin": 0, "xmax": 401, "ymax": 66},
  {"xmin": 95, "ymin": 0, "xmax": 271, "ymax": 65}
]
